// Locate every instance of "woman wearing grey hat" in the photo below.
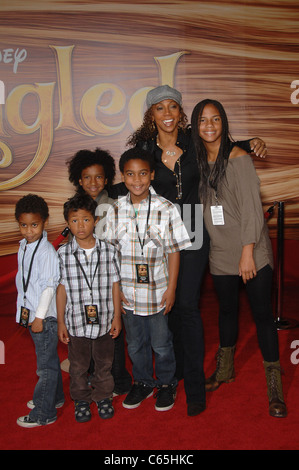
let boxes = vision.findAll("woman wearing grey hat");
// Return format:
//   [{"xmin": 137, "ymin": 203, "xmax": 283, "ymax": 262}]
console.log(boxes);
[{"xmin": 110, "ymin": 84, "xmax": 267, "ymax": 417}]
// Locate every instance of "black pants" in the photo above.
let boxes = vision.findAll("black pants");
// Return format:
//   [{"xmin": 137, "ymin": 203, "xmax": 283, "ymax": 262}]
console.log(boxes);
[
  {"xmin": 212, "ymin": 264, "xmax": 279, "ymax": 362},
  {"xmin": 168, "ymin": 227, "xmax": 209, "ymax": 405}
]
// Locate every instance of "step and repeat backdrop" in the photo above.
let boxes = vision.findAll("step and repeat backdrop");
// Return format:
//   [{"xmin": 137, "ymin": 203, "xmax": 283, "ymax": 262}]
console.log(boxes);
[{"xmin": 1, "ymin": 0, "xmax": 299, "ymax": 256}]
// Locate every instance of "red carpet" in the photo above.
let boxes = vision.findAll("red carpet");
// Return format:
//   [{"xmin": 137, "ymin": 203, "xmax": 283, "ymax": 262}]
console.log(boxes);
[{"xmin": 1, "ymin": 276, "xmax": 299, "ymax": 452}]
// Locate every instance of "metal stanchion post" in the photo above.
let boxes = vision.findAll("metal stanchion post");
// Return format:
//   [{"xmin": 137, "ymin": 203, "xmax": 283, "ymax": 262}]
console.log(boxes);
[{"xmin": 274, "ymin": 201, "xmax": 299, "ymax": 330}]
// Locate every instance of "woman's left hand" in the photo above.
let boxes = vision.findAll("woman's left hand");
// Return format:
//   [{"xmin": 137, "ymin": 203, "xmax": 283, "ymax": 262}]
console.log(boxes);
[
  {"xmin": 249, "ymin": 138, "xmax": 267, "ymax": 158},
  {"xmin": 239, "ymin": 245, "xmax": 257, "ymax": 284}
]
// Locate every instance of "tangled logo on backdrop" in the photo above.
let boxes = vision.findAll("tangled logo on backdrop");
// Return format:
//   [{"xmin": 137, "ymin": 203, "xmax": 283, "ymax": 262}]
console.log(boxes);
[
  {"xmin": 290, "ymin": 80, "xmax": 299, "ymax": 104},
  {"xmin": 0, "ymin": 46, "xmax": 187, "ymax": 191}
]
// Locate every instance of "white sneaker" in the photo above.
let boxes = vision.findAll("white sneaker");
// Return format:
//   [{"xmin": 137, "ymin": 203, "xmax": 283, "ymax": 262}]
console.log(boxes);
[{"xmin": 17, "ymin": 415, "xmax": 56, "ymax": 428}]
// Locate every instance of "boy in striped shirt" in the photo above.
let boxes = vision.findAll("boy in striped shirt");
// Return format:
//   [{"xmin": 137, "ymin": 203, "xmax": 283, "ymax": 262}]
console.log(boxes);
[{"xmin": 104, "ymin": 148, "xmax": 191, "ymax": 412}]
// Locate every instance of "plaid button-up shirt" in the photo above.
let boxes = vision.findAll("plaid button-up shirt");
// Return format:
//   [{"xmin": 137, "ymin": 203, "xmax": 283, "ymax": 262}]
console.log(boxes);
[
  {"xmin": 58, "ymin": 236, "xmax": 120, "ymax": 339},
  {"xmin": 104, "ymin": 187, "xmax": 191, "ymax": 316}
]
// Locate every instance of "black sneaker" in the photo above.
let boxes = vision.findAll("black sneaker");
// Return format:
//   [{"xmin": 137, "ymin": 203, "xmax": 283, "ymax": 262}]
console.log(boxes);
[
  {"xmin": 97, "ymin": 398, "xmax": 114, "ymax": 419},
  {"xmin": 154, "ymin": 384, "xmax": 176, "ymax": 411},
  {"xmin": 122, "ymin": 382, "xmax": 153, "ymax": 409},
  {"xmin": 74, "ymin": 400, "xmax": 92, "ymax": 423}
]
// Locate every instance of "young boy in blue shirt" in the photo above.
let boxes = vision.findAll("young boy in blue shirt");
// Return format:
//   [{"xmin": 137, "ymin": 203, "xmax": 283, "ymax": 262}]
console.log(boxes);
[
  {"xmin": 15, "ymin": 194, "xmax": 64, "ymax": 428},
  {"xmin": 104, "ymin": 148, "xmax": 191, "ymax": 411},
  {"xmin": 57, "ymin": 193, "xmax": 122, "ymax": 422}
]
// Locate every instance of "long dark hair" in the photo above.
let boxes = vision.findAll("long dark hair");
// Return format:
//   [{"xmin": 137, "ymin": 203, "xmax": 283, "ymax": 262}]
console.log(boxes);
[{"xmin": 191, "ymin": 99, "xmax": 233, "ymax": 204}]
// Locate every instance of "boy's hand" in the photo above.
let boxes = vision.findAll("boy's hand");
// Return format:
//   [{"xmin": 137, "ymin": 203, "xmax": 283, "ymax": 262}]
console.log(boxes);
[
  {"xmin": 120, "ymin": 291, "xmax": 130, "ymax": 314},
  {"xmin": 31, "ymin": 318, "xmax": 44, "ymax": 333},
  {"xmin": 110, "ymin": 316, "xmax": 122, "ymax": 339},
  {"xmin": 160, "ymin": 287, "xmax": 176, "ymax": 315},
  {"xmin": 58, "ymin": 322, "xmax": 69, "ymax": 344}
]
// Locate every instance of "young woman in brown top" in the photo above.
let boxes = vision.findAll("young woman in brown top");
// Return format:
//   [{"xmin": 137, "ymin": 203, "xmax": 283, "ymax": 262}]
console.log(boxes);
[{"xmin": 191, "ymin": 99, "xmax": 287, "ymax": 418}]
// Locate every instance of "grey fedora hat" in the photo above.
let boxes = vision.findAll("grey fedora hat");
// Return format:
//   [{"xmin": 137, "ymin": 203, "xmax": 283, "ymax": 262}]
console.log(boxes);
[{"xmin": 146, "ymin": 85, "xmax": 182, "ymax": 108}]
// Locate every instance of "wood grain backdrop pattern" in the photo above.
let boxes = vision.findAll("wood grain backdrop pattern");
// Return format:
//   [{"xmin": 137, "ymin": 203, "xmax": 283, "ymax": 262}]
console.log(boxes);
[{"xmin": 0, "ymin": 0, "xmax": 298, "ymax": 255}]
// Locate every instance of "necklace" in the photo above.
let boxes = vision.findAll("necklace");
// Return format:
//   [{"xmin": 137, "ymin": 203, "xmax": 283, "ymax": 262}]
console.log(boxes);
[
  {"xmin": 162, "ymin": 150, "xmax": 177, "ymax": 164},
  {"xmin": 176, "ymin": 158, "xmax": 183, "ymax": 200},
  {"xmin": 157, "ymin": 139, "xmax": 176, "ymax": 161},
  {"xmin": 165, "ymin": 150, "xmax": 176, "ymax": 157},
  {"xmin": 156, "ymin": 137, "xmax": 183, "ymax": 199}
]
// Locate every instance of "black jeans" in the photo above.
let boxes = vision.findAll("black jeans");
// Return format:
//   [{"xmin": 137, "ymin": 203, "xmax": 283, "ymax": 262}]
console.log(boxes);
[
  {"xmin": 168, "ymin": 230, "xmax": 209, "ymax": 405},
  {"xmin": 212, "ymin": 264, "xmax": 279, "ymax": 362}
]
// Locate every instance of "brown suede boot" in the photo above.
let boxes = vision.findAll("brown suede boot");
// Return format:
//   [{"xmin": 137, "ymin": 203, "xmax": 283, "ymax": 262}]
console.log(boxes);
[
  {"xmin": 205, "ymin": 345, "xmax": 235, "ymax": 392},
  {"xmin": 263, "ymin": 360, "xmax": 287, "ymax": 418}
]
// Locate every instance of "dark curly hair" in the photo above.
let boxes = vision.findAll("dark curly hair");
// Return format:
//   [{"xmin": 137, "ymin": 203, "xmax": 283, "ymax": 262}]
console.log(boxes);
[
  {"xmin": 63, "ymin": 193, "xmax": 98, "ymax": 222},
  {"xmin": 66, "ymin": 148, "xmax": 116, "ymax": 190},
  {"xmin": 119, "ymin": 147, "xmax": 155, "ymax": 173},
  {"xmin": 126, "ymin": 106, "xmax": 188, "ymax": 147},
  {"xmin": 15, "ymin": 194, "xmax": 49, "ymax": 221}
]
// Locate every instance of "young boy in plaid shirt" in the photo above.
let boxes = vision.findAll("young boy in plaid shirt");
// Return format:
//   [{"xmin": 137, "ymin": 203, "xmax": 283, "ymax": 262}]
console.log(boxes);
[
  {"xmin": 57, "ymin": 193, "xmax": 121, "ymax": 422},
  {"xmin": 104, "ymin": 147, "xmax": 191, "ymax": 412}
]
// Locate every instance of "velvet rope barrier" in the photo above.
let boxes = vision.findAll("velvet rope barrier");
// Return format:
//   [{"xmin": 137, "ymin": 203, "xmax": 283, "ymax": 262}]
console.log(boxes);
[{"xmin": 51, "ymin": 226, "xmax": 70, "ymax": 250}]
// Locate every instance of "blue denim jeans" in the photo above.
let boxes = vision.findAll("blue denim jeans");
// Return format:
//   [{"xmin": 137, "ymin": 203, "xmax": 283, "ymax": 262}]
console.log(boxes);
[
  {"xmin": 29, "ymin": 317, "xmax": 64, "ymax": 425},
  {"xmin": 122, "ymin": 309, "xmax": 177, "ymax": 388}
]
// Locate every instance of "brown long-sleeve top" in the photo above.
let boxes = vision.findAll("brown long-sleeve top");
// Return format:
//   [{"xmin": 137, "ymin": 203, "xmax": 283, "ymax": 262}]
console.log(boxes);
[{"xmin": 204, "ymin": 154, "xmax": 273, "ymax": 275}]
